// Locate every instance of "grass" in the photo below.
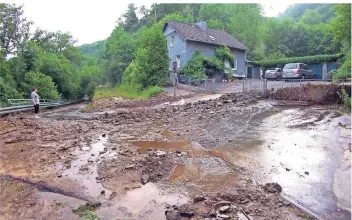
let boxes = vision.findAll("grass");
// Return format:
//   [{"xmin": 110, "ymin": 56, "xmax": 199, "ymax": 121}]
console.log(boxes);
[
  {"xmin": 93, "ymin": 84, "xmax": 164, "ymax": 100},
  {"xmin": 72, "ymin": 202, "xmax": 101, "ymax": 220}
]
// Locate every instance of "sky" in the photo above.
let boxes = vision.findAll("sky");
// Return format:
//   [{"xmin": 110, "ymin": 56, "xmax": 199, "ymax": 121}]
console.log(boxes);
[{"xmin": 2, "ymin": 1, "xmax": 297, "ymax": 45}]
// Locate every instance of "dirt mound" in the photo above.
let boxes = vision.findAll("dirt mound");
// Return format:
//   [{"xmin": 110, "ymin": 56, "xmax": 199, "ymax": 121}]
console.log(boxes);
[
  {"xmin": 87, "ymin": 92, "xmax": 195, "ymax": 112},
  {"xmin": 268, "ymin": 83, "xmax": 351, "ymax": 104}
]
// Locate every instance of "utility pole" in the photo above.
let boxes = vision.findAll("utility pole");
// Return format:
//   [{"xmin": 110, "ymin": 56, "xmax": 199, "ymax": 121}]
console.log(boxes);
[{"xmin": 154, "ymin": 3, "xmax": 157, "ymax": 23}]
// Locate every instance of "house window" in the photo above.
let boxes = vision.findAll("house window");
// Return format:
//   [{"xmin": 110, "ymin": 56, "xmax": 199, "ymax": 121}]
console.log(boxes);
[
  {"xmin": 170, "ymin": 36, "xmax": 174, "ymax": 47},
  {"xmin": 231, "ymin": 58, "xmax": 237, "ymax": 70},
  {"xmin": 176, "ymin": 55, "xmax": 180, "ymax": 67}
]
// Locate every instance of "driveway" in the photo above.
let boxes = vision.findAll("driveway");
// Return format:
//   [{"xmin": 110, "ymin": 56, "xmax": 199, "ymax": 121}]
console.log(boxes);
[{"xmin": 215, "ymin": 79, "xmax": 333, "ymax": 94}]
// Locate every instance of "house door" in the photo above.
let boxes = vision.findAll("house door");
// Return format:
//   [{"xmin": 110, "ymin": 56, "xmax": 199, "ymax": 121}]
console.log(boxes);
[{"xmin": 247, "ymin": 66, "xmax": 253, "ymax": 79}]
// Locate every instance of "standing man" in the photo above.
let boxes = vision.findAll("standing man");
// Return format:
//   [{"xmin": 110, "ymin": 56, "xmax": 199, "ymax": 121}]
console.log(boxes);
[{"xmin": 31, "ymin": 88, "xmax": 40, "ymax": 118}]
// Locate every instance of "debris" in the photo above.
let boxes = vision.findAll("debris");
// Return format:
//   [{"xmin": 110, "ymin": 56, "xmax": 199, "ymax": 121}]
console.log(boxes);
[
  {"xmin": 141, "ymin": 174, "xmax": 150, "ymax": 185},
  {"xmin": 218, "ymin": 205, "xmax": 230, "ymax": 213},
  {"xmin": 263, "ymin": 183, "xmax": 282, "ymax": 193},
  {"xmin": 193, "ymin": 196, "xmax": 205, "ymax": 203},
  {"xmin": 156, "ymin": 150, "xmax": 167, "ymax": 157},
  {"xmin": 165, "ymin": 210, "xmax": 181, "ymax": 220},
  {"xmin": 218, "ymin": 213, "xmax": 231, "ymax": 219},
  {"xmin": 125, "ymin": 165, "xmax": 135, "ymax": 169},
  {"xmin": 237, "ymin": 210, "xmax": 253, "ymax": 220},
  {"xmin": 82, "ymin": 146, "xmax": 90, "ymax": 151},
  {"xmin": 214, "ymin": 201, "xmax": 231, "ymax": 209}
]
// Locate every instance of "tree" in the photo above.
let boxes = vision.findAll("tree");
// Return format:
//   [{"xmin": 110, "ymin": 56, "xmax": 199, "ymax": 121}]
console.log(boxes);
[
  {"xmin": 0, "ymin": 51, "xmax": 21, "ymax": 103},
  {"xmin": 40, "ymin": 52, "xmax": 79, "ymax": 99},
  {"xmin": 332, "ymin": 4, "xmax": 351, "ymax": 46},
  {"xmin": 0, "ymin": 4, "xmax": 33, "ymax": 56},
  {"xmin": 123, "ymin": 25, "xmax": 169, "ymax": 88},
  {"xmin": 117, "ymin": 3, "xmax": 140, "ymax": 32},
  {"xmin": 103, "ymin": 27, "xmax": 135, "ymax": 84},
  {"xmin": 22, "ymin": 71, "xmax": 60, "ymax": 100}
]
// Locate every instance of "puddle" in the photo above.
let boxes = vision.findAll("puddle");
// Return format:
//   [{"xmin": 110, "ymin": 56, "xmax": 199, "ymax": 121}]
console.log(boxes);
[
  {"xmin": 218, "ymin": 108, "xmax": 351, "ymax": 219},
  {"xmin": 132, "ymin": 140, "xmax": 190, "ymax": 153},
  {"xmin": 97, "ymin": 183, "xmax": 189, "ymax": 220},
  {"xmin": 62, "ymin": 135, "xmax": 110, "ymax": 199}
]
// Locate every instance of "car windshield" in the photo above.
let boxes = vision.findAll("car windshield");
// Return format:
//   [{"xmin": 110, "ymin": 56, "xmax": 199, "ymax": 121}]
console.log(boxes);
[
  {"xmin": 284, "ymin": 63, "xmax": 297, "ymax": 69},
  {"xmin": 267, "ymin": 68, "xmax": 276, "ymax": 71}
]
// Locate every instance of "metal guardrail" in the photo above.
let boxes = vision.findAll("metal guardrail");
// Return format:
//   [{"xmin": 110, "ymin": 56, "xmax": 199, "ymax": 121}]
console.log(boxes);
[{"xmin": 7, "ymin": 99, "xmax": 60, "ymax": 106}]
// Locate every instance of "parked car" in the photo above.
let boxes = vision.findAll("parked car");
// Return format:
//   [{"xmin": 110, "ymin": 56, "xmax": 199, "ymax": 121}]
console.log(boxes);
[
  {"xmin": 264, "ymin": 68, "xmax": 282, "ymax": 80},
  {"xmin": 282, "ymin": 63, "xmax": 316, "ymax": 79}
]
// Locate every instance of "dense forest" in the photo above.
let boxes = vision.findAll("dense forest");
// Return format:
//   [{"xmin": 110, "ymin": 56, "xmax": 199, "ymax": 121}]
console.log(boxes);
[{"xmin": 1, "ymin": 3, "xmax": 351, "ymax": 106}]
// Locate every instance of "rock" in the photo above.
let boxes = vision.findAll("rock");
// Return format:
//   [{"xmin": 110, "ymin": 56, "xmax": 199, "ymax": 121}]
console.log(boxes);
[
  {"xmin": 101, "ymin": 190, "xmax": 105, "ymax": 195},
  {"xmin": 218, "ymin": 214, "xmax": 231, "ymax": 219},
  {"xmin": 228, "ymin": 139, "xmax": 233, "ymax": 142},
  {"xmin": 263, "ymin": 183, "xmax": 282, "ymax": 193},
  {"xmin": 210, "ymin": 111, "xmax": 214, "ymax": 114},
  {"xmin": 283, "ymin": 201, "xmax": 290, "ymax": 206},
  {"xmin": 218, "ymin": 205, "xmax": 230, "ymax": 213},
  {"xmin": 112, "ymin": 147, "xmax": 117, "ymax": 150},
  {"xmin": 104, "ymin": 112, "xmax": 109, "ymax": 117},
  {"xmin": 285, "ymin": 168, "xmax": 291, "ymax": 171},
  {"xmin": 304, "ymin": 171, "xmax": 309, "ymax": 175},
  {"xmin": 91, "ymin": 154, "xmax": 95, "ymax": 156},
  {"xmin": 193, "ymin": 196, "xmax": 205, "ymax": 203},
  {"xmin": 198, "ymin": 116, "xmax": 203, "ymax": 120},
  {"xmin": 165, "ymin": 210, "xmax": 181, "ymax": 220},
  {"xmin": 95, "ymin": 176, "xmax": 103, "ymax": 181},
  {"xmin": 180, "ymin": 211, "xmax": 195, "ymax": 218},
  {"xmin": 156, "ymin": 150, "xmax": 167, "ymax": 157},
  {"xmin": 214, "ymin": 201, "xmax": 231, "ymax": 209},
  {"xmin": 102, "ymin": 133, "xmax": 106, "ymax": 138},
  {"xmin": 141, "ymin": 174, "xmax": 150, "ymax": 185},
  {"xmin": 125, "ymin": 165, "xmax": 135, "ymax": 169},
  {"xmin": 82, "ymin": 146, "xmax": 90, "ymax": 151},
  {"xmin": 57, "ymin": 174, "xmax": 62, "ymax": 178}
]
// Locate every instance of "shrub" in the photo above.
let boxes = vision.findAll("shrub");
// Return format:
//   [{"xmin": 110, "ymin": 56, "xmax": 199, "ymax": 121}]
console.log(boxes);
[{"xmin": 253, "ymin": 54, "xmax": 343, "ymax": 67}]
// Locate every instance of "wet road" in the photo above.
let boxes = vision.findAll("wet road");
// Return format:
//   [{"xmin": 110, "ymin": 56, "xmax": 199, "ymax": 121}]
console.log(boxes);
[{"xmin": 213, "ymin": 107, "xmax": 351, "ymax": 219}]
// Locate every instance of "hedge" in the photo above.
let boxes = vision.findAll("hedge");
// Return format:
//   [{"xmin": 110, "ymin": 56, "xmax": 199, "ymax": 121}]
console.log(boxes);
[{"xmin": 253, "ymin": 54, "xmax": 344, "ymax": 67}]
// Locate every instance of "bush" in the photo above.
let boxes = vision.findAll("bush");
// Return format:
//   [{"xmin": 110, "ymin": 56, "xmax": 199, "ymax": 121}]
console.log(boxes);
[
  {"xmin": 22, "ymin": 71, "xmax": 60, "ymax": 100},
  {"xmin": 181, "ymin": 51, "xmax": 207, "ymax": 79},
  {"xmin": 253, "ymin": 54, "xmax": 343, "ymax": 67},
  {"xmin": 333, "ymin": 50, "xmax": 351, "ymax": 81}
]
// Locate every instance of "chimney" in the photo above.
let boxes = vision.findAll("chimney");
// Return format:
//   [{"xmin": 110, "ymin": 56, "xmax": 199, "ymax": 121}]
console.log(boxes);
[{"xmin": 196, "ymin": 20, "xmax": 206, "ymax": 31}]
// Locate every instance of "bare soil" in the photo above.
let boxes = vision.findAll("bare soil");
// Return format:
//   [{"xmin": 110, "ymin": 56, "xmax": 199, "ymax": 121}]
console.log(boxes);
[{"xmin": 0, "ymin": 90, "xmax": 350, "ymax": 220}]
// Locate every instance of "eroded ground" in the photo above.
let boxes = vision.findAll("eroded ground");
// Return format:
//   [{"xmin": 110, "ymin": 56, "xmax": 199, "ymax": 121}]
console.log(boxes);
[{"xmin": 0, "ymin": 92, "xmax": 350, "ymax": 220}]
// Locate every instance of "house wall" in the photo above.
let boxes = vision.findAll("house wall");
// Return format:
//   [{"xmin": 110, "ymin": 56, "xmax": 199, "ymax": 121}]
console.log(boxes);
[
  {"xmin": 164, "ymin": 24, "xmax": 187, "ymax": 71},
  {"xmin": 186, "ymin": 41, "xmax": 247, "ymax": 81}
]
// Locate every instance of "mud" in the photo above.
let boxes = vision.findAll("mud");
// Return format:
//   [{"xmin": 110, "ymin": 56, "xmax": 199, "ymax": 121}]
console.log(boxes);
[
  {"xmin": 0, "ymin": 92, "xmax": 350, "ymax": 220},
  {"xmin": 268, "ymin": 83, "xmax": 351, "ymax": 104}
]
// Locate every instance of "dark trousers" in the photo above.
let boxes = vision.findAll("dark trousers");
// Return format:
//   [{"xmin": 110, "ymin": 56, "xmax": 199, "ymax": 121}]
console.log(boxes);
[{"xmin": 34, "ymin": 104, "xmax": 39, "ymax": 114}]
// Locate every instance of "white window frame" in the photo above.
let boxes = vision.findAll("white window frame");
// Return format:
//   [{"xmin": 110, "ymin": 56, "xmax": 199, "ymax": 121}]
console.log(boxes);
[
  {"xmin": 170, "ymin": 36, "xmax": 174, "ymax": 47},
  {"xmin": 232, "ymin": 58, "xmax": 238, "ymax": 71}
]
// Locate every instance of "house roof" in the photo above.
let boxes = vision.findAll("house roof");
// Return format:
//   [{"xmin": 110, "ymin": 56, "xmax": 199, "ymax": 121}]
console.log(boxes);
[{"xmin": 163, "ymin": 21, "xmax": 249, "ymax": 51}]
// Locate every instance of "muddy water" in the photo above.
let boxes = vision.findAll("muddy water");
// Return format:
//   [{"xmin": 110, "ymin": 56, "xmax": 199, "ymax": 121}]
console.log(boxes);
[
  {"xmin": 97, "ymin": 183, "xmax": 189, "ymax": 220},
  {"xmin": 218, "ymin": 107, "xmax": 351, "ymax": 220},
  {"xmin": 62, "ymin": 134, "xmax": 110, "ymax": 199}
]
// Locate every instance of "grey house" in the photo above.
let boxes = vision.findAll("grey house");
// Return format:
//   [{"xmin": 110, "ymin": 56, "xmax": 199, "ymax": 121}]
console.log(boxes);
[{"xmin": 163, "ymin": 20, "xmax": 249, "ymax": 82}]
